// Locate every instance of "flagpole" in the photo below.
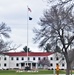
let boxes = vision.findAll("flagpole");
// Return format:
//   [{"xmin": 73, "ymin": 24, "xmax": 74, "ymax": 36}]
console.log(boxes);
[
  {"xmin": 26, "ymin": 6, "xmax": 32, "ymax": 67},
  {"xmin": 27, "ymin": 6, "xmax": 29, "ymax": 66}
]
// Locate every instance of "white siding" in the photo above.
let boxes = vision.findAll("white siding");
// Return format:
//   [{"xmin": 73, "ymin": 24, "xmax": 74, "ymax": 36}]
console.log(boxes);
[
  {"xmin": 0, "ymin": 53, "xmax": 67, "ymax": 70},
  {"xmin": 0, "ymin": 54, "xmax": 9, "ymax": 69},
  {"xmin": 48, "ymin": 54, "xmax": 66, "ymax": 69}
]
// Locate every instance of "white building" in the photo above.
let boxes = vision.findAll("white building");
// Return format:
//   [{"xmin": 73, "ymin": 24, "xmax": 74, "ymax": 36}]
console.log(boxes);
[{"xmin": 0, "ymin": 52, "xmax": 66, "ymax": 70}]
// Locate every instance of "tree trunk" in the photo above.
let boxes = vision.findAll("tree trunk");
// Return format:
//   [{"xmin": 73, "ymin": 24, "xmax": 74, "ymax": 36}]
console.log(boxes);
[{"xmin": 66, "ymin": 62, "xmax": 71, "ymax": 75}]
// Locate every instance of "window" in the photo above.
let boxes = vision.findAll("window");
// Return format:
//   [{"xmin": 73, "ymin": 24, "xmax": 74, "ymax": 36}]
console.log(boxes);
[
  {"xmin": 21, "ymin": 63, "xmax": 24, "ymax": 67},
  {"xmin": 50, "ymin": 63, "xmax": 53, "ymax": 66},
  {"xmin": 4, "ymin": 63, "xmax": 6, "ymax": 67},
  {"xmin": 21, "ymin": 57, "xmax": 24, "ymax": 60},
  {"xmin": 0, "ymin": 57, "xmax": 1, "ymax": 60},
  {"xmin": 56, "ymin": 57, "xmax": 59, "ymax": 60},
  {"xmin": 16, "ymin": 63, "xmax": 19, "ymax": 67},
  {"xmin": 62, "ymin": 58, "xmax": 64, "ymax": 60},
  {"xmin": 62, "ymin": 63, "xmax": 65, "ymax": 67},
  {"xmin": 50, "ymin": 57, "xmax": 53, "ymax": 60},
  {"xmin": 33, "ymin": 63, "xmax": 36, "ymax": 66},
  {"xmin": 44, "ymin": 57, "xmax": 45, "ymax": 60},
  {"xmin": 11, "ymin": 57, "xmax": 13, "ymax": 60},
  {"xmin": 38, "ymin": 57, "xmax": 40, "ymax": 60},
  {"xmin": 4, "ymin": 57, "xmax": 6, "ymax": 60},
  {"xmin": 33, "ymin": 57, "xmax": 35, "ymax": 60},
  {"xmin": 16, "ymin": 57, "xmax": 19, "ymax": 60}
]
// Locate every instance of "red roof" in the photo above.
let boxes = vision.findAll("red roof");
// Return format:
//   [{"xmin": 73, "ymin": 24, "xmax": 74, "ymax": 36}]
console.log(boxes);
[{"xmin": 4, "ymin": 52, "xmax": 53, "ymax": 56}]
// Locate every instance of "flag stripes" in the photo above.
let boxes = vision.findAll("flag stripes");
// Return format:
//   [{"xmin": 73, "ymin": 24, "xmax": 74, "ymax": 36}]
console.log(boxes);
[{"xmin": 27, "ymin": 6, "xmax": 32, "ymax": 12}]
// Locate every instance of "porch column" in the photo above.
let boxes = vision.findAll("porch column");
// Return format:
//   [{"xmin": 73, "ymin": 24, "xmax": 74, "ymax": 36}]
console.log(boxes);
[
  {"xmin": 31, "ymin": 62, "xmax": 32, "ymax": 69},
  {"xmin": 24, "ymin": 63, "xmax": 25, "ymax": 69},
  {"xmin": 19, "ymin": 63, "xmax": 21, "ymax": 69},
  {"xmin": 36, "ymin": 63, "xmax": 38, "ymax": 69},
  {"xmin": 25, "ymin": 62, "xmax": 26, "ymax": 67}
]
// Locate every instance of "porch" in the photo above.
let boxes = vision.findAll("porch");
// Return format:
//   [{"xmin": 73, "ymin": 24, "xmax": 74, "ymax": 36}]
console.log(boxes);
[{"xmin": 19, "ymin": 61, "xmax": 38, "ymax": 70}]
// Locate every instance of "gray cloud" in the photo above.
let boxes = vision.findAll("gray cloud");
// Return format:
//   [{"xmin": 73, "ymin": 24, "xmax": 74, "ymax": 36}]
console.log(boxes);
[{"xmin": 0, "ymin": 0, "xmax": 47, "ymax": 52}]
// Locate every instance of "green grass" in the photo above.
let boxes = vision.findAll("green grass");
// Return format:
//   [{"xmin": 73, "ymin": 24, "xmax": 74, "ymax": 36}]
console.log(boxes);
[
  {"xmin": 0, "ymin": 69, "xmax": 73, "ymax": 75},
  {"xmin": 0, "ymin": 70, "xmax": 51, "ymax": 75}
]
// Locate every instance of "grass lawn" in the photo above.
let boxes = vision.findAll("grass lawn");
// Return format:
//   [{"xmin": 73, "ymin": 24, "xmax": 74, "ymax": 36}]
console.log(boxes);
[
  {"xmin": 0, "ymin": 69, "xmax": 73, "ymax": 75},
  {"xmin": 0, "ymin": 70, "xmax": 49, "ymax": 75}
]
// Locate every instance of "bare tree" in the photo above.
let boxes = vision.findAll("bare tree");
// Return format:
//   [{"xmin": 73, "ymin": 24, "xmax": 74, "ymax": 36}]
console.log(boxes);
[
  {"xmin": 38, "ymin": 57, "xmax": 50, "ymax": 68},
  {"xmin": 33, "ymin": 2, "xmax": 74, "ymax": 75},
  {"xmin": 0, "ymin": 22, "xmax": 20, "ymax": 53},
  {"xmin": 48, "ymin": 0, "xmax": 73, "ymax": 6},
  {"xmin": 0, "ymin": 22, "xmax": 11, "ymax": 38}
]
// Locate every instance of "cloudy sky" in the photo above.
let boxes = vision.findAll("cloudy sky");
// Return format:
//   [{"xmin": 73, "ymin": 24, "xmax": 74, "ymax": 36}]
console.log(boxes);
[{"xmin": 0, "ymin": 0, "xmax": 48, "ymax": 52}]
